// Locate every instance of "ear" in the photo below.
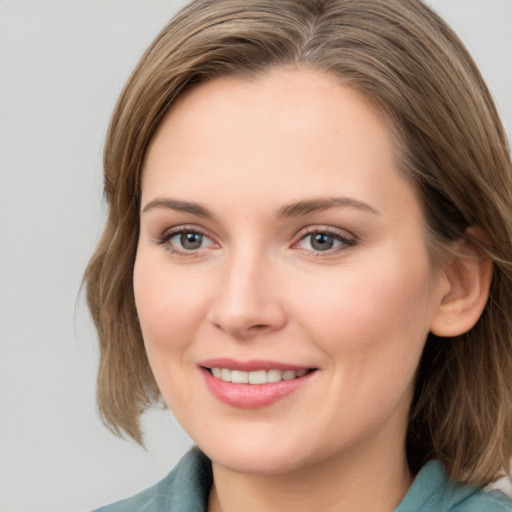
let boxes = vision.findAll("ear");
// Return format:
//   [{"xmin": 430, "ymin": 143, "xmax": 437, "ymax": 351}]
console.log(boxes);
[{"xmin": 430, "ymin": 228, "xmax": 493, "ymax": 337}]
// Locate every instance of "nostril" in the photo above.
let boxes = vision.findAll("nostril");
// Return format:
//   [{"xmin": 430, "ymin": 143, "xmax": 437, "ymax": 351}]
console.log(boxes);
[
  {"xmin": 208, "ymin": 290, "xmax": 287, "ymax": 337},
  {"xmin": 247, "ymin": 324, "xmax": 273, "ymax": 334}
]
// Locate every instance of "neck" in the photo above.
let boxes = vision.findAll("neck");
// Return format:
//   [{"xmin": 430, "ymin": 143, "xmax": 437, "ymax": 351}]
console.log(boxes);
[{"xmin": 208, "ymin": 440, "xmax": 412, "ymax": 512}]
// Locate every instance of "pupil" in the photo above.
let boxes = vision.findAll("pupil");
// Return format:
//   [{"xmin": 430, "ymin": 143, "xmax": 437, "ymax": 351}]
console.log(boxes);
[
  {"xmin": 311, "ymin": 233, "xmax": 334, "ymax": 251},
  {"xmin": 181, "ymin": 232, "xmax": 202, "ymax": 250}
]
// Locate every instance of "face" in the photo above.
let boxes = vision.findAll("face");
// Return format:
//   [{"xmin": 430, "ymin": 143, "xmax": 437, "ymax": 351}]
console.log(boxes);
[{"xmin": 134, "ymin": 67, "xmax": 447, "ymax": 476}]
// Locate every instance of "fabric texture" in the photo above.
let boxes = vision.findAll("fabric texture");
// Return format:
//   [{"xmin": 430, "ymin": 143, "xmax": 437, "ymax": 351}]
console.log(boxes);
[{"xmin": 93, "ymin": 448, "xmax": 512, "ymax": 511}]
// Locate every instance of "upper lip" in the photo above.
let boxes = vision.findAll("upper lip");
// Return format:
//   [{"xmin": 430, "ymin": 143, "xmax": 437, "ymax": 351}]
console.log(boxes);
[{"xmin": 199, "ymin": 358, "xmax": 314, "ymax": 372}]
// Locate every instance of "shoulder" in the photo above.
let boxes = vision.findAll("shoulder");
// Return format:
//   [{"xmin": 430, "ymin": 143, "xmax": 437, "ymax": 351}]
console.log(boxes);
[
  {"xmin": 450, "ymin": 488, "xmax": 512, "ymax": 512},
  {"xmin": 92, "ymin": 447, "xmax": 212, "ymax": 512},
  {"xmin": 396, "ymin": 460, "xmax": 512, "ymax": 512},
  {"xmin": 453, "ymin": 490, "xmax": 512, "ymax": 512}
]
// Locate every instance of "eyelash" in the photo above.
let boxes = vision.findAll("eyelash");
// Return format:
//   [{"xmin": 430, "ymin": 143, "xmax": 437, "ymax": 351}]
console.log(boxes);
[
  {"xmin": 156, "ymin": 225, "xmax": 216, "ymax": 256},
  {"xmin": 156, "ymin": 225, "xmax": 357, "ymax": 257},
  {"xmin": 293, "ymin": 227, "xmax": 357, "ymax": 256}
]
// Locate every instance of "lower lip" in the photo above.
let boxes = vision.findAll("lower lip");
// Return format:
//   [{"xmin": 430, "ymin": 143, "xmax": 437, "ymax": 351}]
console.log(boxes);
[{"xmin": 201, "ymin": 369, "xmax": 314, "ymax": 408}]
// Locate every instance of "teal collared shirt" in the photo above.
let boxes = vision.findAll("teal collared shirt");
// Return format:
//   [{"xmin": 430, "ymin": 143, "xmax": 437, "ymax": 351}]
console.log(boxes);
[{"xmin": 93, "ymin": 448, "xmax": 512, "ymax": 511}]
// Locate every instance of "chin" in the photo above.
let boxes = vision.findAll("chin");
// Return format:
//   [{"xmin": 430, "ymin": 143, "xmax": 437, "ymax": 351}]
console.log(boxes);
[
  {"xmin": 209, "ymin": 448, "xmax": 307, "ymax": 475},
  {"xmin": 194, "ymin": 429, "xmax": 319, "ymax": 475}
]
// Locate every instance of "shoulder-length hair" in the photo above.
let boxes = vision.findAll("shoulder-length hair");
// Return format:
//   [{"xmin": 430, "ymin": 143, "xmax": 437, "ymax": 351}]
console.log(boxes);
[{"xmin": 84, "ymin": 0, "xmax": 512, "ymax": 486}]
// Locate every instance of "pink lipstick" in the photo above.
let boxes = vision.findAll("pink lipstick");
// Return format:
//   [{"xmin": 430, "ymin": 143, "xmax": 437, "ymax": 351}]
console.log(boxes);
[{"xmin": 199, "ymin": 358, "xmax": 316, "ymax": 408}]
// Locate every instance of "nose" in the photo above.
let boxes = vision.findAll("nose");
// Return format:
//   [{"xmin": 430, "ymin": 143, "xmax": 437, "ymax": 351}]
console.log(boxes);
[{"xmin": 207, "ymin": 249, "xmax": 287, "ymax": 339}]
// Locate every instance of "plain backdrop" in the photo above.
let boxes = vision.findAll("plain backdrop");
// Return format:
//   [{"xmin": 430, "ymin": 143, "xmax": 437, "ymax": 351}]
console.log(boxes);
[{"xmin": 1, "ymin": 1, "xmax": 511, "ymax": 511}]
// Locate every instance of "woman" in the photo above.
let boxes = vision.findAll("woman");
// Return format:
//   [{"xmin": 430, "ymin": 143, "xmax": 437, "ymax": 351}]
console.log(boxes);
[{"xmin": 85, "ymin": 0, "xmax": 512, "ymax": 510}]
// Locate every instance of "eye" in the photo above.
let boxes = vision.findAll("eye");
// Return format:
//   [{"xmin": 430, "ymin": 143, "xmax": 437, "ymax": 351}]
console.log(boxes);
[
  {"xmin": 295, "ymin": 229, "xmax": 356, "ymax": 253},
  {"xmin": 157, "ymin": 227, "xmax": 216, "ymax": 254},
  {"xmin": 173, "ymin": 232, "xmax": 207, "ymax": 250}
]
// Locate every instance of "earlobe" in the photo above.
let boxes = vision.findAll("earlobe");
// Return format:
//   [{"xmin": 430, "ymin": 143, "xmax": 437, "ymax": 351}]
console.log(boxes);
[{"xmin": 430, "ymin": 229, "xmax": 493, "ymax": 338}]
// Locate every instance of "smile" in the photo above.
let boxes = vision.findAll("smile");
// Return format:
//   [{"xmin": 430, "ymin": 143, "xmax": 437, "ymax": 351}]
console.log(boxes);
[
  {"xmin": 209, "ymin": 367, "xmax": 309, "ymax": 384},
  {"xmin": 200, "ymin": 360, "xmax": 317, "ymax": 408}
]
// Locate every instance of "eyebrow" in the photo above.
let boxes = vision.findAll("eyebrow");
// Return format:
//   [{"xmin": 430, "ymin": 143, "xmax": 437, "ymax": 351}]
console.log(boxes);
[
  {"xmin": 277, "ymin": 197, "xmax": 380, "ymax": 217},
  {"xmin": 142, "ymin": 198, "xmax": 213, "ymax": 217},
  {"xmin": 141, "ymin": 196, "xmax": 379, "ymax": 218}
]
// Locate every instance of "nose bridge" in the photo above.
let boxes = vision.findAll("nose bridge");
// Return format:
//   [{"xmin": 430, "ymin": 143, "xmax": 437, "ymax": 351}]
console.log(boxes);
[{"xmin": 209, "ymin": 243, "xmax": 285, "ymax": 337}]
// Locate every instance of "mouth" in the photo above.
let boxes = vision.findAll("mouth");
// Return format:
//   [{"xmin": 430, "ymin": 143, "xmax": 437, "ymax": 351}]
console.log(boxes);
[
  {"xmin": 206, "ymin": 367, "xmax": 313, "ymax": 384},
  {"xmin": 199, "ymin": 359, "xmax": 317, "ymax": 408}
]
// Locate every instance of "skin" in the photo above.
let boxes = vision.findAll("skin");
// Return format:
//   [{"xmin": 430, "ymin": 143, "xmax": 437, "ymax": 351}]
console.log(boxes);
[{"xmin": 134, "ymin": 67, "xmax": 454, "ymax": 512}]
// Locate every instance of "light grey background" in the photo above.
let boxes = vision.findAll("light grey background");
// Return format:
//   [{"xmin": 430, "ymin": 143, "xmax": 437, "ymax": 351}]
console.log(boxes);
[{"xmin": 1, "ymin": 1, "xmax": 511, "ymax": 511}]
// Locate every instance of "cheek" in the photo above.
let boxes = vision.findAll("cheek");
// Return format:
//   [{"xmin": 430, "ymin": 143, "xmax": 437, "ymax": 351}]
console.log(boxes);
[
  {"xmin": 292, "ymin": 255, "xmax": 435, "ymax": 365},
  {"xmin": 133, "ymin": 256, "xmax": 210, "ymax": 354},
  {"xmin": 133, "ymin": 255, "xmax": 214, "ymax": 411}
]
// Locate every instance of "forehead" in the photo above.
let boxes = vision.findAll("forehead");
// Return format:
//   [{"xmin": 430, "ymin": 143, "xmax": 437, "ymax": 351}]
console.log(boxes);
[
  {"xmin": 145, "ymin": 68, "xmax": 393, "ymax": 170},
  {"xmin": 141, "ymin": 66, "xmax": 418, "ymax": 224},
  {"xmin": 157, "ymin": 67, "xmax": 387, "ymax": 136}
]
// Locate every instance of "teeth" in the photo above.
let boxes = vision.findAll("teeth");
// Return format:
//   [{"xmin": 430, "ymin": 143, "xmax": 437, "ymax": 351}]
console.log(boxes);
[
  {"xmin": 267, "ymin": 369, "xmax": 282, "ymax": 383},
  {"xmin": 282, "ymin": 370, "xmax": 296, "ymax": 380},
  {"xmin": 231, "ymin": 370, "xmax": 249, "ymax": 384},
  {"xmin": 210, "ymin": 368, "xmax": 309, "ymax": 384},
  {"xmin": 248, "ymin": 370, "xmax": 267, "ymax": 384}
]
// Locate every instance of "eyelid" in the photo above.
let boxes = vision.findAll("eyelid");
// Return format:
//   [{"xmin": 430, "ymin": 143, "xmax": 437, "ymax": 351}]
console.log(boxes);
[
  {"xmin": 154, "ymin": 223, "xmax": 356, "ymax": 256},
  {"xmin": 157, "ymin": 224, "xmax": 204, "ymax": 242},
  {"xmin": 156, "ymin": 224, "xmax": 218, "ymax": 254},
  {"xmin": 292, "ymin": 225, "xmax": 357, "ymax": 254}
]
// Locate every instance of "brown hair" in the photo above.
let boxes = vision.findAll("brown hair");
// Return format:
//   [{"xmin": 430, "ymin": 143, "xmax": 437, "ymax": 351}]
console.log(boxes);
[{"xmin": 84, "ymin": 0, "xmax": 512, "ymax": 485}]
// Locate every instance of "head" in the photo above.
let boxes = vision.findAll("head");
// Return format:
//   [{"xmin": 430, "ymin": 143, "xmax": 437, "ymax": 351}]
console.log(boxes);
[{"xmin": 84, "ymin": 0, "xmax": 512, "ymax": 485}]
